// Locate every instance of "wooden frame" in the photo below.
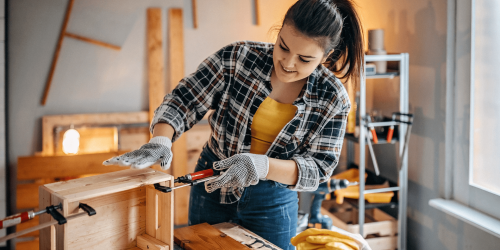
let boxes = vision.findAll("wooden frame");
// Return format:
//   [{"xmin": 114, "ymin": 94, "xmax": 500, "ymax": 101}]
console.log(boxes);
[
  {"xmin": 39, "ymin": 169, "xmax": 174, "ymax": 250},
  {"xmin": 41, "ymin": 112, "xmax": 149, "ymax": 156}
]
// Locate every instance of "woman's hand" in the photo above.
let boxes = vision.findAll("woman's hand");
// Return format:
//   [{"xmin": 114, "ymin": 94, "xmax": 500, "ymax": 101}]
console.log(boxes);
[
  {"xmin": 103, "ymin": 136, "xmax": 173, "ymax": 170},
  {"xmin": 205, "ymin": 153, "xmax": 269, "ymax": 193}
]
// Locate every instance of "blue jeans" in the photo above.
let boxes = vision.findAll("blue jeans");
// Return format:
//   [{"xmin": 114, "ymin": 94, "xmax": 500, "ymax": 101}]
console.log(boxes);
[{"xmin": 188, "ymin": 145, "xmax": 298, "ymax": 250}]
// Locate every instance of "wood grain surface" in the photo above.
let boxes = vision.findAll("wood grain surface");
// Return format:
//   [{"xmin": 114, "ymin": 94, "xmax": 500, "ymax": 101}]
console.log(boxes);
[{"xmin": 174, "ymin": 223, "xmax": 250, "ymax": 250}]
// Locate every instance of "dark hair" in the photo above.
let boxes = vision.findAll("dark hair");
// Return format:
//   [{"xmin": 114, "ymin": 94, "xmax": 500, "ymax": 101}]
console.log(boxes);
[{"xmin": 283, "ymin": 0, "xmax": 364, "ymax": 84}]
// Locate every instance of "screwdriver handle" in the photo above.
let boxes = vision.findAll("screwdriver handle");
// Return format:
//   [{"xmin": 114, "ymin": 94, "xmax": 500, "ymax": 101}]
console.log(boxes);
[{"xmin": 190, "ymin": 169, "xmax": 214, "ymax": 181}]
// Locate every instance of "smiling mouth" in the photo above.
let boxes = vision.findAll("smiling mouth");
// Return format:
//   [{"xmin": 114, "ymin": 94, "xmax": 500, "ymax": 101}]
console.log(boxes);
[{"xmin": 280, "ymin": 63, "xmax": 296, "ymax": 73}]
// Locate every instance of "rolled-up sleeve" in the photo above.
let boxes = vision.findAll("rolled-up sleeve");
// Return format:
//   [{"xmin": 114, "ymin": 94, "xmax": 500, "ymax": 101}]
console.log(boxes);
[
  {"xmin": 150, "ymin": 47, "xmax": 229, "ymax": 142},
  {"xmin": 288, "ymin": 103, "xmax": 350, "ymax": 192}
]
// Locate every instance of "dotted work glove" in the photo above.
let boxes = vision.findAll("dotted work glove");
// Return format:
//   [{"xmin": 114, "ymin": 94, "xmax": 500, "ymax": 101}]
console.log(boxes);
[
  {"xmin": 205, "ymin": 153, "xmax": 269, "ymax": 193},
  {"xmin": 103, "ymin": 136, "xmax": 173, "ymax": 170}
]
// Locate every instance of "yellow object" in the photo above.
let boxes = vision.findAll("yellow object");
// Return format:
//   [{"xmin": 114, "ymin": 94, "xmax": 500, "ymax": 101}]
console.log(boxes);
[
  {"xmin": 250, "ymin": 97, "xmax": 297, "ymax": 154},
  {"xmin": 291, "ymin": 228, "xmax": 356, "ymax": 247},
  {"xmin": 334, "ymin": 182, "xmax": 394, "ymax": 204},
  {"xmin": 296, "ymin": 241, "xmax": 325, "ymax": 250},
  {"xmin": 325, "ymin": 242, "xmax": 354, "ymax": 250},
  {"xmin": 306, "ymin": 236, "xmax": 359, "ymax": 250},
  {"xmin": 332, "ymin": 168, "xmax": 367, "ymax": 183}
]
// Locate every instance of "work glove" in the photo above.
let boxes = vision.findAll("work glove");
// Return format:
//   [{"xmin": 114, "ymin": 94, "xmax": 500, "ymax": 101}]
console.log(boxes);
[
  {"xmin": 102, "ymin": 136, "xmax": 173, "ymax": 170},
  {"xmin": 205, "ymin": 153, "xmax": 269, "ymax": 193}
]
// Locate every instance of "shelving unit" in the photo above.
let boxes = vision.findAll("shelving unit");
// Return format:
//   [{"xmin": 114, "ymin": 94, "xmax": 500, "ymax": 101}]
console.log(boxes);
[{"xmin": 345, "ymin": 53, "xmax": 409, "ymax": 250}]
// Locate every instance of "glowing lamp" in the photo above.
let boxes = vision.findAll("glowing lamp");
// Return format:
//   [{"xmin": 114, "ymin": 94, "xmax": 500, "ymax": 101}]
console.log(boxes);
[{"xmin": 62, "ymin": 128, "xmax": 80, "ymax": 154}]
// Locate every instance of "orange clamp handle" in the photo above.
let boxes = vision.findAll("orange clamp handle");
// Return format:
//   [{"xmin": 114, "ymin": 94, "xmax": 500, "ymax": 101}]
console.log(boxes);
[
  {"xmin": 370, "ymin": 127, "xmax": 378, "ymax": 144},
  {"xmin": 190, "ymin": 169, "xmax": 214, "ymax": 181},
  {"xmin": 0, "ymin": 212, "xmax": 30, "ymax": 229},
  {"xmin": 386, "ymin": 126, "xmax": 394, "ymax": 143}
]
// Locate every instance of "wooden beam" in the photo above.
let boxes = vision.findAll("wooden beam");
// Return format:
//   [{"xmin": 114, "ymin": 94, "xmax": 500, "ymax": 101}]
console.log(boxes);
[
  {"xmin": 192, "ymin": 0, "xmax": 198, "ymax": 29},
  {"xmin": 167, "ymin": 8, "xmax": 189, "ymax": 226},
  {"xmin": 254, "ymin": 0, "xmax": 260, "ymax": 26},
  {"xmin": 64, "ymin": 32, "xmax": 121, "ymax": 51},
  {"xmin": 41, "ymin": 0, "xmax": 75, "ymax": 106},
  {"xmin": 137, "ymin": 234, "xmax": 169, "ymax": 250},
  {"xmin": 157, "ymin": 178, "xmax": 174, "ymax": 247},
  {"xmin": 42, "ymin": 111, "xmax": 148, "ymax": 155},
  {"xmin": 147, "ymin": 8, "xmax": 165, "ymax": 124},
  {"xmin": 18, "ymin": 151, "xmax": 129, "ymax": 180}
]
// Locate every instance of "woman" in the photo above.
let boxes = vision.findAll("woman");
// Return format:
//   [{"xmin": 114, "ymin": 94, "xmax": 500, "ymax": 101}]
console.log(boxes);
[{"xmin": 104, "ymin": 0, "xmax": 363, "ymax": 249}]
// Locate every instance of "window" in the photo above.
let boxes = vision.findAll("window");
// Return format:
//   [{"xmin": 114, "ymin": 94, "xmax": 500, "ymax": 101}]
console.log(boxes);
[{"xmin": 470, "ymin": 0, "xmax": 500, "ymax": 196}]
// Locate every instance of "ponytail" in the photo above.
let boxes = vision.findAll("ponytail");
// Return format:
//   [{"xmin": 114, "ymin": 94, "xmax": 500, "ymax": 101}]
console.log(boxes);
[{"xmin": 283, "ymin": 0, "xmax": 364, "ymax": 85}]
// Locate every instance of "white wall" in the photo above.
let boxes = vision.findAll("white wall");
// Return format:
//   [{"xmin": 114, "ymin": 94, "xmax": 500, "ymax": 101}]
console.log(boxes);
[{"xmin": 356, "ymin": 0, "xmax": 500, "ymax": 249}]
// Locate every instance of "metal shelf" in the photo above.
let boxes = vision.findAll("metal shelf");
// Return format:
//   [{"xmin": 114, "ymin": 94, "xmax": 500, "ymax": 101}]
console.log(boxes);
[{"xmin": 346, "ymin": 52, "xmax": 409, "ymax": 250}]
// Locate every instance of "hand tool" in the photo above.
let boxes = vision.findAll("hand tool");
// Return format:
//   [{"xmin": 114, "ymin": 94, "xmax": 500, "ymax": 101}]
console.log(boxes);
[
  {"xmin": 393, "ymin": 113, "xmax": 414, "ymax": 171},
  {"xmin": 367, "ymin": 115, "xmax": 379, "ymax": 144},
  {"xmin": 365, "ymin": 123, "xmax": 381, "ymax": 176},
  {"xmin": 0, "ymin": 203, "xmax": 96, "ymax": 243},
  {"xmin": 386, "ymin": 113, "xmax": 396, "ymax": 143},
  {"xmin": 155, "ymin": 169, "xmax": 217, "ymax": 193},
  {"xmin": 0, "ymin": 204, "xmax": 64, "ymax": 230},
  {"xmin": 308, "ymin": 179, "xmax": 358, "ymax": 229}
]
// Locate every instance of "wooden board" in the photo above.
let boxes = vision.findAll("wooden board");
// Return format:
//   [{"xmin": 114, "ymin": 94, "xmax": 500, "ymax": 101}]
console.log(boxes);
[
  {"xmin": 17, "ymin": 183, "xmax": 41, "ymax": 209},
  {"xmin": 167, "ymin": 8, "xmax": 190, "ymax": 226},
  {"xmin": 18, "ymin": 151, "xmax": 131, "ymax": 180},
  {"xmin": 119, "ymin": 127, "xmax": 150, "ymax": 151},
  {"xmin": 174, "ymin": 223, "xmax": 250, "ymax": 250},
  {"xmin": 42, "ymin": 112, "xmax": 148, "ymax": 155},
  {"xmin": 147, "ymin": 8, "xmax": 165, "ymax": 123},
  {"xmin": 55, "ymin": 127, "xmax": 118, "ymax": 155}
]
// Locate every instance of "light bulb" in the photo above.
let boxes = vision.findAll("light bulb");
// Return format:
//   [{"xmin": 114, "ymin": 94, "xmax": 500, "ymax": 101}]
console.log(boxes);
[{"xmin": 62, "ymin": 128, "xmax": 80, "ymax": 154}]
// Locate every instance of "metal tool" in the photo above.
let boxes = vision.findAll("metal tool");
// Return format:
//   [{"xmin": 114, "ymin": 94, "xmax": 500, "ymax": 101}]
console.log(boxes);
[
  {"xmin": 308, "ymin": 179, "xmax": 358, "ymax": 229},
  {"xmin": 393, "ymin": 113, "xmax": 414, "ymax": 171},
  {"xmin": 0, "ymin": 204, "xmax": 64, "ymax": 230},
  {"xmin": 155, "ymin": 169, "xmax": 217, "ymax": 193},
  {"xmin": 0, "ymin": 203, "xmax": 96, "ymax": 243}
]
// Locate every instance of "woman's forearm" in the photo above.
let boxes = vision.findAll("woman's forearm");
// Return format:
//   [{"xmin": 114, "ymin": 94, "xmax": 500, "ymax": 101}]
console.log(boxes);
[
  {"xmin": 152, "ymin": 123, "xmax": 176, "ymax": 140},
  {"xmin": 266, "ymin": 158, "xmax": 299, "ymax": 185}
]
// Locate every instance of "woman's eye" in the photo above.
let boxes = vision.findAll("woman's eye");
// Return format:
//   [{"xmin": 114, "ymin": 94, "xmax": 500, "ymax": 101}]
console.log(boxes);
[
  {"xmin": 299, "ymin": 57, "xmax": 311, "ymax": 63},
  {"xmin": 279, "ymin": 44, "xmax": 289, "ymax": 51}
]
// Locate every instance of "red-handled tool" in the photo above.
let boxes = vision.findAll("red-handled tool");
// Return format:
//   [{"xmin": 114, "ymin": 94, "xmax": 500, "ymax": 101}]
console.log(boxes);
[
  {"xmin": 155, "ymin": 169, "xmax": 217, "ymax": 193},
  {"xmin": 0, "ymin": 204, "xmax": 62, "ymax": 229},
  {"xmin": 174, "ymin": 169, "xmax": 214, "ymax": 183}
]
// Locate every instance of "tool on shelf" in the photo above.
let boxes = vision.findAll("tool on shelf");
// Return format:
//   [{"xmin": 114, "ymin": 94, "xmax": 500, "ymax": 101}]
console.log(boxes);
[
  {"xmin": 394, "ymin": 112, "xmax": 414, "ymax": 171},
  {"xmin": 155, "ymin": 169, "xmax": 218, "ymax": 193},
  {"xmin": 367, "ymin": 115, "xmax": 379, "ymax": 144},
  {"xmin": 308, "ymin": 178, "xmax": 358, "ymax": 229},
  {"xmin": 0, "ymin": 203, "xmax": 96, "ymax": 243},
  {"xmin": 386, "ymin": 113, "xmax": 396, "ymax": 143}
]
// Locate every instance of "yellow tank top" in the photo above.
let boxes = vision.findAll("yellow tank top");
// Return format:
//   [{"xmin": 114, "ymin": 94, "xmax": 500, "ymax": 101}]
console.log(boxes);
[{"xmin": 250, "ymin": 97, "xmax": 298, "ymax": 154}]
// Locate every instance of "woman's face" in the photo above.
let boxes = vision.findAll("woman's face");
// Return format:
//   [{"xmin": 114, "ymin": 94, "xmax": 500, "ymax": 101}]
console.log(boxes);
[{"xmin": 273, "ymin": 24, "xmax": 328, "ymax": 84}]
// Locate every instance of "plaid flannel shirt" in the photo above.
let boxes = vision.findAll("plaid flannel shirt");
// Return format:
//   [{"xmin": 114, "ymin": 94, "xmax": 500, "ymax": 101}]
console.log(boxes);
[{"xmin": 151, "ymin": 41, "xmax": 350, "ymax": 204}]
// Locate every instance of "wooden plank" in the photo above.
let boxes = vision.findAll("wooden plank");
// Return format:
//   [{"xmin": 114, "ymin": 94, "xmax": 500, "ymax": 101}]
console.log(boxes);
[
  {"xmin": 137, "ymin": 234, "xmax": 169, "ymax": 250},
  {"xmin": 44, "ymin": 169, "xmax": 171, "ymax": 203},
  {"xmin": 191, "ymin": 0, "xmax": 198, "ymax": 29},
  {"xmin": 17, "ymin": 238, "xmax": 40, "ymax": 250},
  {"xmin": 17, "ymin": 183, "xmax": 41, "ymax": 209},
  {"xmin": 146, "ymin": 185, "xmax": 158, "ymax": 238},
  {"xmin": 174, "ymin": 223, "xmax": 250, "ymax": 250},
  {"xmin": 254, "ymin": 0, "xmax": 260, "ymax": 25},
  {"xmin": 41, "ymin": 0, "xmax": 74, "ymax": 106},
  {"xmin": 52, "ymin": 194, "xmax": 66, "ymax": 250},
  {"xmin": 39, "ymin": 186, "xmax": 53, "ymax": 250},
  {"xmin": 56, "ymin": 127, "xmax": 118, "ymax": 155},
  {"xmin": 64, "ymin": 32, "xmax": 121, "ymax": 51},
  {"xmin": 365, "ymin": 235, "xmax": 397, "ymax": 250},
  {"xmin": 67, "ymin": 186, "xmax": 146, "ymax": 215},
  {"xmin": 168, "ymin": 8, "xmax": 190, "ymax": 226},
  {"xmin": 119, "ymin": 127, "xmax": 150, "ymax": 151},
  {"xmin": 147, "ymin": 8, "xmax": 165, "ymax": 124},
  {"xmin": 213, "ymin": 223, "xmax": 282, "ymax": 250},
  {"xmin": 17, "ymin": 217, "xmax": 40, "ymax": 237},
  {"xmin": 156, "ymin": 179, "xmax": 173, "ymax": 247},
  {"xmin": 18, "ymin": 151, "xmax": 130, "ymax": 180},
  {"xmin": 64, "ymin": 188, "xmax": 146, "ymax": 249},
  {"xmin": 42, "ymin": 111, "xmax": 148, "ymax": 155}
]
